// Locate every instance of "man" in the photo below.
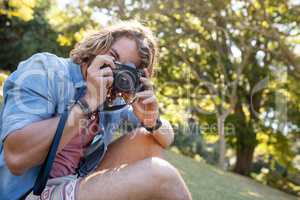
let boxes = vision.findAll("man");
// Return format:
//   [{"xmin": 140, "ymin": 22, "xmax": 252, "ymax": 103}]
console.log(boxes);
[{"xmin": 0, "ymin": 21, "xmax": 192, "ymax": 200}]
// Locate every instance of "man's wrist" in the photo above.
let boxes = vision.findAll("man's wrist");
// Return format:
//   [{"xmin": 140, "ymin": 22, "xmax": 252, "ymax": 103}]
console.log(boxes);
[
  {"xmin": 83, "ymin": 93, "xmax": 101, "ymax": 112},
  {"xmin": 72, "ymin": 103, "xmax": 86, "ymax": 117},
  {"xmin": 141, "ymin": 117, "xmax": 162, "ymax": 133},
  {"xmin": 77, "ymin": 96, "xmax": 93, "ymax": 116},
  {"xmin": 141, "ymin": 120, "xmax": 157, "ymax": 128},
  {"xmin": 67, "ymin": 103, "xmax": 89, "ymax": 130}
]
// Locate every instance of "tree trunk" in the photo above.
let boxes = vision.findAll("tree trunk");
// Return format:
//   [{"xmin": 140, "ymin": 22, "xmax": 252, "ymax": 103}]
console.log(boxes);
[
  {"xmin": 217, "ymin": 116, "xmax": 226, "ymax": 170},
  {"xmin": 234, "ymin": 144, "xmax": 255, "ymax": 176},
  {"xmin": 233, "ymin": 99, "xmax": 258, "ymax": 176}
]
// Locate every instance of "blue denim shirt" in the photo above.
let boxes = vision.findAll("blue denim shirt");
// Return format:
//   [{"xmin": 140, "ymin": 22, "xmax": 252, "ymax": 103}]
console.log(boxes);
[{"xmin": 0, "ymin": 53, "xmax": 139, "ymax": 200}]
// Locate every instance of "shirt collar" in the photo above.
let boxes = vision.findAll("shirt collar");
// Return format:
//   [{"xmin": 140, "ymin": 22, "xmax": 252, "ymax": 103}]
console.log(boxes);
[{"xmin": 68, "ymin": 58, "xmax": 86, "ymax": 88}]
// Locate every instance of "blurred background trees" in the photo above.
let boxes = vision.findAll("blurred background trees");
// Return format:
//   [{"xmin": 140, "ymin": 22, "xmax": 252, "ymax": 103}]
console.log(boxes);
[{"xmin": 0, "ymin": 0, "xmax": 299, "ymax": 196}]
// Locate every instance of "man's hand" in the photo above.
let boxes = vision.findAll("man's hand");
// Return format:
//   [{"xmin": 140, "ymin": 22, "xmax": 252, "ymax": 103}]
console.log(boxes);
[
  {"xmin": 130, "ymin": 70, "xmax": 174, "ymax": 148},
  {"xmin": 84, "ymin": 55, "xmax": 115, "ymax": 111},
  {"xmin": 132, "ymin": 69, "xmax": 159, "ymax": 128}
]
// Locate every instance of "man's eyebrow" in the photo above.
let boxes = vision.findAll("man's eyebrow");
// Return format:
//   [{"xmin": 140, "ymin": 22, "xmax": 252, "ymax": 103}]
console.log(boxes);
[{"xmin": 111, "ymin": 48, "xmax": 120, "ymax": 60}]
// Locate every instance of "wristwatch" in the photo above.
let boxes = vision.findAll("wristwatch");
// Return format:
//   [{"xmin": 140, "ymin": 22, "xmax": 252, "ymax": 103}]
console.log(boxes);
[
  {"xmin": 76, "ymin": 97, "xmax": 92, "ymax": 117},
  {"xmin": 142, "ymin": 117, "xmax": 162, "ymax": 133}
]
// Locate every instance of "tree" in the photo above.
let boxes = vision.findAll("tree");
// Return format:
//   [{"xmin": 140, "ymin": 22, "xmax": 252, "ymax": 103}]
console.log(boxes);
[
  {"xmin": 0, "ymin": 0, "xmax": 67, "ymax": 71},
  {"xmin": 1, "ymin": 0, "xmax": 299, "ymax": 180},
  {"xmin": 87, "ymin": 0, "xmax": 300, "ymax": 175},
  {"xmin": 0, "ymin": 0, "xmax": 98, "ymax": 71}
]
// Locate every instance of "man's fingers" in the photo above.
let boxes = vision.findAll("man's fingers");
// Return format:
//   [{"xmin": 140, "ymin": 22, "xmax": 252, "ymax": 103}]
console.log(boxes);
[
  {"xmin": 99, "ymin": 59, "xmax": 115, "ymax": 69},
  {"xmin": 140, "ymin": 77, "xmax": 153, "ymax": 90},
  {"xmin": 143, "ymin": 68, "xmax": 150, "ymax": 78},
  {"xmin": 99, "ymin": 67, "xmax": 113, "ymax": 77},
  {"xmin": 98, "ymin": 58, "xmax": 115, "ymax": 70},
  {"xmin": 142, "ymin": 95, "xmax": 156, "ymax": 104},
  {"xmin": 89, "ymin": 55, "xmax": 115, "ymax": 71},
  {"xmin": 136, "ymin": 90, "xmax": 153, "ymax": 98},
  {"xmin": 96, "ymin": 76, "xmax": 114, "ymax": 88},
  {"xmin": 104, "ymin": 76, "xmax": 114, "ymax": 86},
  {"xmin": 90, "ymin": 69, "xmax": 111, "ymax": 78}
]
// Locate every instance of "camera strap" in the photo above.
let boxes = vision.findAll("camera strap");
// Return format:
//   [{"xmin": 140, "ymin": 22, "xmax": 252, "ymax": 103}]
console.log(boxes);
[
  {"xmin": 31, "ymin": 87, "xmax": 85, "ymax": 196},
  {"xmin": 102, "ymin": 95, "xmax": 138, "ymax": 112},
  {"xmin": 103, "ymin": 103, "xmax": 127, "ymax": 111},
  {"xmin": 22, "ymin": 89, "xmax": 132, "ymax": 198}
]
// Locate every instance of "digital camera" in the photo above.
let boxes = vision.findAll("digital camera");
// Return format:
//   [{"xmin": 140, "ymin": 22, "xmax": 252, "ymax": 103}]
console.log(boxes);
[
  {"xmin": 112, "ymin": 61, "xmax": 145, "ymax": 93},
  {"xmin": 104, "ymin": 62, "xmax": 145, "ymax": 104}
]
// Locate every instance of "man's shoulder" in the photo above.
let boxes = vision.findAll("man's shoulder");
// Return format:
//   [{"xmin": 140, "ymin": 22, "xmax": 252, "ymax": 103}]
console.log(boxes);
[
  {"xmin": 17, "ymin": 52, "xmax": 69, "ymax": 72},
  {"xmin": 7, "ymin": 52, "xmax": 71, "ymax": 85}
]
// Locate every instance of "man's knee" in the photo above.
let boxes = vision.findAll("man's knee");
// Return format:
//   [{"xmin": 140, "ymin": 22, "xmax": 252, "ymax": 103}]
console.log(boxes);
[
  {"xmin": 143, "ymin": 157, "xmax": 180, "ymax": 185},
  {"xmin": 142, "ymin": 157, "xmax": 191, "ymax": 200}
]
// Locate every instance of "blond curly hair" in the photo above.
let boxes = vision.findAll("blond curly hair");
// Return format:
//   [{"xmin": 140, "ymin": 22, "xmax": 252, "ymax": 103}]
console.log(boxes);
[{"xmin": 70, "ymin": 20, "xmax": 158, "ymax": 75}]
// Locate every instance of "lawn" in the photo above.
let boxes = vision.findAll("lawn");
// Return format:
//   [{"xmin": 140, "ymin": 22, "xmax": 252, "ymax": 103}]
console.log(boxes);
[{"xmin": 165, "ymin": 151, "xmax": 297, "ymax": 200}]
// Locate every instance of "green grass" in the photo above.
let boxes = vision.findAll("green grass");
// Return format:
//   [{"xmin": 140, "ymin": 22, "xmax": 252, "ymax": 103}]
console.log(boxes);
[{"xmin": 165, "ymin": 151, "xmax": 297, "ymax": 200}]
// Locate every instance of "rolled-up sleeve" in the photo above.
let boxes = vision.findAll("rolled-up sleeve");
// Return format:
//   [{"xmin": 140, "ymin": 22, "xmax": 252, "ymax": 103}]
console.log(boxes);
[{"xmin": 0, "ymin": 53, "xmax": 56, "ymax": 141}]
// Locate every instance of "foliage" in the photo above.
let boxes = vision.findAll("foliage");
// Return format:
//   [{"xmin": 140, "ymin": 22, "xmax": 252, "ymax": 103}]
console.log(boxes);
[
  {"xmin": 0, "ymin": 71, "xmax": 8, "ymax": 105},
  {"xmin": 0, "ymin": 0, "xmax": 66, "ymax": 70},
  {"xmin": 0, "ymin": 0, "xmax": 299, "ymax": 196},
  {"xmin": 0, "ymin": 0, "xmax": 99, "ymax": 71}
]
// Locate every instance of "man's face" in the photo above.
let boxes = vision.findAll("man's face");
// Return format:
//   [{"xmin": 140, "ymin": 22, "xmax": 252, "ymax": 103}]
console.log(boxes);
[
  {"xmin": 107, "ymin": 37, "xmax": 141, "ymax": 68},
  {"xmin": 103, "ymin": 37, "xmax": 144, "ymax": 102}
]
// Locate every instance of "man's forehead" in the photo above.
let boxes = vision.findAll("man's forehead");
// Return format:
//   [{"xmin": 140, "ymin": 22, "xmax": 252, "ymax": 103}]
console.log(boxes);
[{"xmin": 111, "ymin": 38, "xmax": 141, "ymax": 68}]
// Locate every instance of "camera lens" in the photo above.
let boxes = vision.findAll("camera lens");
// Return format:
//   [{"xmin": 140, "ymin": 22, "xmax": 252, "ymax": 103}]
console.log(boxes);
[{"xmin": 114, "ymin": 70, "xmax": 136, "ymax": 92}]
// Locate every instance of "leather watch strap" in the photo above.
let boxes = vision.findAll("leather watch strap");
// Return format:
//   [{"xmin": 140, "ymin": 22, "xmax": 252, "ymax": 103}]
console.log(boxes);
[
  {"xmin": 142, "ymin": 117, "xmax": 162, "ymax": 132},
  {"xmin": 77, "ymin": 97, "xmax": 92, "ymax": 117}
]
